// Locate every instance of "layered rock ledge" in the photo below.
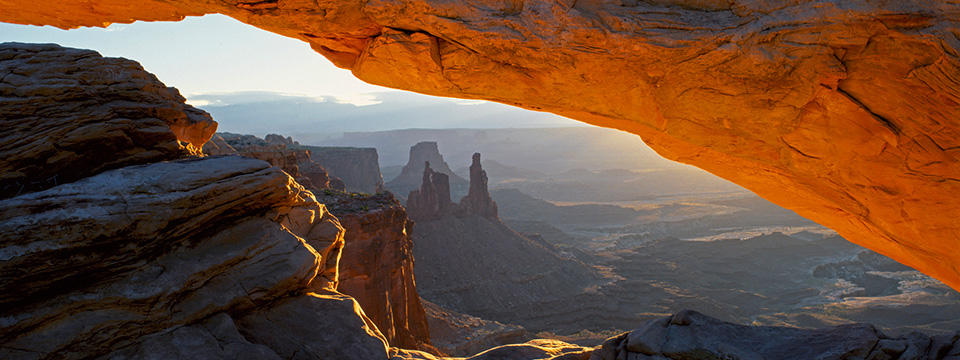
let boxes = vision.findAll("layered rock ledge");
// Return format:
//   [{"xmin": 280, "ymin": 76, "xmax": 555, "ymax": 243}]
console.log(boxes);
[
  {"xmin": 2, "ymin": 1, "xmax": 956, "ymax": 290},
  {"xmin": 0, "ymin": 43, "xmax": 215, "ymax": 199}
]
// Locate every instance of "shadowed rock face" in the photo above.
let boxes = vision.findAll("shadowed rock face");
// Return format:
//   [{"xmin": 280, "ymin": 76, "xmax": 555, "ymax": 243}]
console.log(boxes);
[
  {"xmin": 407, "ymin": 161, "xmax": 456, "ymax": 221},
  {"xmin": 322, "ymin": 191, "xmax": 436, "ymax": 353},
  {"xmin": 2, "ymin": 1, "xmax": 956, "ymax": 289}
]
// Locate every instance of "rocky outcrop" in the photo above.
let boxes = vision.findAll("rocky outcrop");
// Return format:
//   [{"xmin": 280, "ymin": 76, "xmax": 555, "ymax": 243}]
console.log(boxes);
[
  {"xmin": 306, "ymin": 146, "xmax": 385, "ymax": 194},
  {"xmin": 236, "ymin": 291, "xmax": 390, "ymax": 360},
  {"xmin": 201, "ymin": 133, "xmax": 239, "ymax": 155},
  {"xmin": 0, "ymin": 153, "xmax": 359, "ymax": 359},
  {"xmin": 0, "ymin": 43, "xmax": 407, "ymax": 360},
  {"xmin": 264, "ymin": 133, "xmax": 299, "ymax": 147},
  {"xmin": 389, "ymin": 339, "xmax": 593, "ymax": 360},
  {"xmin": 317, "ymin": 190, "xmax": 435, "ymax": 353},
  {"xmin": 388, "ymin": 142, "xmax": 468, "ymax": 199},
  {"xmin": 406, "ymin": 161, "xmax": 456, "ymax": 221},
  {"xmin": 0, "ymin": 42, "xmax": 215, "ymax": 200},
  {"xmin": 409, "ymin": 152, "xmax": 606, "ymax": 329},
  {"xmin": 3, "ymin": 1, "xmax": 957, "ymax": 290},
  {"xmin": 459, "ymin": 153, "xmax": 497, "ymax": 219},
  {"xmin": 407, "ymin": 153, "xmax": 499, "ymax": 221},
  {"xmin": 590, "ymin": 310, "xmax": 960, "ymax": 360},
  {"xmin": 218, "ymin": 132, "xmax": 339, "ymax": 190},
  {"xmin": 422, "ymin": 300, "xmax": 532, "ymax": 357}
]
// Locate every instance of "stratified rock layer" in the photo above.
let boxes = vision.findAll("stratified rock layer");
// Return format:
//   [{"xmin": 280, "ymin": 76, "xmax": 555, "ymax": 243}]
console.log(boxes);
[
  {"xmin": 2, "ymin": 1, "xmax": 957, "ymax": 290},
  {"xmin": 0, "ymin": 43, "xmax": 400, "ymax": 360},
  {"xmin": 0, "ymin": 156, "xmax": 347, "ymax": 359},
  {"xmin": 0, "ymin": 42, "xmax": 215, "ymax": 199}
]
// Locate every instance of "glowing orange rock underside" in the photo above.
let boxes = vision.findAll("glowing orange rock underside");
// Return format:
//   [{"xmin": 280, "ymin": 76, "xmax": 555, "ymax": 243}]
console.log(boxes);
[{"xmin": 2, "ymin": 1, "xmax": 958, "ymax": 290}]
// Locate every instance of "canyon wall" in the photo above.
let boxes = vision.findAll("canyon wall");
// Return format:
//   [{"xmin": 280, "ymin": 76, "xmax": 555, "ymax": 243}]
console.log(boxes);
[
  {"xmin": 2, "ymin": 0, "xmax": 957, "ymax": 290},
  {"xmin": 306, "ymin": 146, "xmax": 384, "ymax": 194},
  {"xmin": 213, "ymin": 133, "xmax": 437, "ymax": 352},
  {"xmin": 317, "ymin": 190, "xmax": 436, "ymax": 354}
]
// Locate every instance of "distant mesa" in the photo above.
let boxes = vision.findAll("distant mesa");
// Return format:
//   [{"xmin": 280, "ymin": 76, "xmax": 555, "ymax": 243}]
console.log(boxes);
[
  {"xmin": 387, "ymin": 141, "xmax": 469, "ymax": 200},
  {"xmin": 220, "ymin": 132, "xmax": 387, "ymax": 194},
  {"xmin": 210, "ymin": 132, "xmax": 343, "ymax": 191},
  {"xmin": 302, "ymin": 146, "xmax": 384, "ymax": 194}
]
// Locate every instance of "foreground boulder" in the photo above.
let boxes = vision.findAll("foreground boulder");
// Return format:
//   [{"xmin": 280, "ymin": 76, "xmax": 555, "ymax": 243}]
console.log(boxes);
[
  {"xmin": 0, "ymin": 42, "xmax": 216, "ymax": 200},
  {"xmin": 590, "ymin": 310, "xmax": 960, "ymax": 360},
  {"xmin": 0, "ymin": 155, "xmax": 357, "ymax": 359},
  {"xmin": 237, "ymin": 291, "xmax": 390, "ymax": 360},
  {"xmin": 422, "ymin": 299, "xmax": 532, "ymax": 357}
]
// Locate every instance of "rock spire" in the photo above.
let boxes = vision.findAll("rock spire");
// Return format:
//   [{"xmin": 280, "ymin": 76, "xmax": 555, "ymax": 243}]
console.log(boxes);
[
  {"xmin": 406, "ymin": 153, "xmax": 499, "ymax": 221},
  {"xmin": 460, "ymin": 153, "xmax": 498, "ymax": 219}
]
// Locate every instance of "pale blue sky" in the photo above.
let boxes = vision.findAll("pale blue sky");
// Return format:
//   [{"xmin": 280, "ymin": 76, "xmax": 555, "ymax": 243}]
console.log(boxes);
[{"xmin": 0, "ymin": 14, "xmax": 394, "ymax": 100}]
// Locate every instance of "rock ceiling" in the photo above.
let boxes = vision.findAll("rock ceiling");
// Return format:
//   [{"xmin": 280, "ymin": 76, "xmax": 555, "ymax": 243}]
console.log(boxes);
[{"xmin": 2, "ymin": 1, "xmax": 959, "ymax": 290}]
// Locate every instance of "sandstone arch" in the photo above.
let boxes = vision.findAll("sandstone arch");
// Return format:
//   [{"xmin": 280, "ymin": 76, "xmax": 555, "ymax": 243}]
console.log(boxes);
[{"xmin": 2, "ymin": 0, "xmax": 959, "ymax": 290}]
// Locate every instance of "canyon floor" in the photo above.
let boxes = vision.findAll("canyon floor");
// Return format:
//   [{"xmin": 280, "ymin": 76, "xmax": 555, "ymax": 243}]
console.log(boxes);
[{"xmin": 490, "ymin": 176, "xmax": 960, "ymax": 342}]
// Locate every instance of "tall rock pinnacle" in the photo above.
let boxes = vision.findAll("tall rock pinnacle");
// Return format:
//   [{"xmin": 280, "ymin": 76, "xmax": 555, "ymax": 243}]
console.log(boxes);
[
  {"xmin": 460, "ymin": 153, "xmax": 498, "ymax": 218},
  {"xmin": 407, "ymin": 153, "xmax": 499, "ymax": 221}
]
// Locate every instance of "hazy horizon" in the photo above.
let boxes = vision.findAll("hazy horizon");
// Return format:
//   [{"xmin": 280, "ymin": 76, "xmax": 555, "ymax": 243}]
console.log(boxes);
[{"xmin": 194, "ymin": 90, "xmax": 586, "ymax": 138}]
